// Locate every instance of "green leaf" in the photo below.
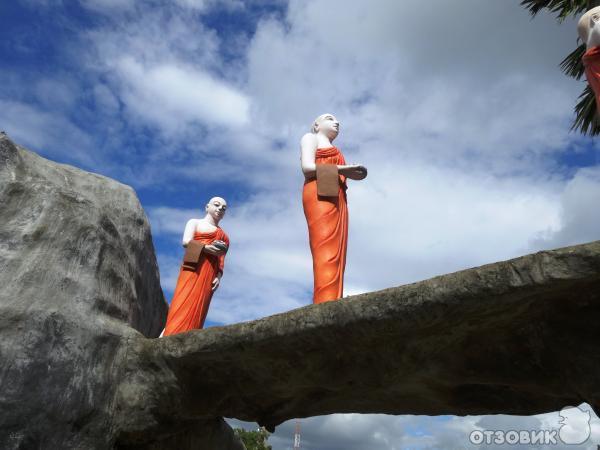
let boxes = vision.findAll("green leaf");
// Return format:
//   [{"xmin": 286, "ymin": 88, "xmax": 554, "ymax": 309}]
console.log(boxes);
[
  {"xmin": 571, "ymin": 85, "xmax": 600, "ymax": 135},
  {"xmin": 560, "ymin": 43, "xmax": 586, "ymax": 79},
  {"xmin": 520, "ymin": 0, "xmax": 588, "ymax": 21}
]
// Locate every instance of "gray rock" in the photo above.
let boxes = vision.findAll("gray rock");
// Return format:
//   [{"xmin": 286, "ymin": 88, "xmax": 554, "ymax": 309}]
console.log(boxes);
[
  {"xmin": 0, "ymin": 135, "xmax": 243, "ymax": 449},
  {"xmin": 2, "ymin": 134, "xmax": 600, "ymax": 448},
  {"xmin": 123, "ymin": 240, "xmax": 600, "ymax": 436}
]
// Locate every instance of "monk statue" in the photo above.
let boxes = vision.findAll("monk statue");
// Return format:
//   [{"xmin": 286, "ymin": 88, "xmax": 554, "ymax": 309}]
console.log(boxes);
[
  {"xmin": 579, "ymin": 7, "xmax": 600, "ymax": 111},
  {"xmin": 301, "ymin": 114, "xmax": 367, "ymax": 304},
  {"xmin": 162, "ymin": 197, "xmax": 229, "ymax": 336}
]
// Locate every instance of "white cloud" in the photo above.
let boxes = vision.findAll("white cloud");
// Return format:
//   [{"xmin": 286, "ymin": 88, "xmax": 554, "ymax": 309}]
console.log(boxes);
[
  {"xmin": 33, "ymin": 78, "xmax": 79, "ymax": 111},
  {"xmin": 82, "ymin": 6, "xmax": 250, "ymax": 137},
  {"xmin": 0, "ymin": 100, "xmax": 93, "ymax": 164},
  {"xmin": 78, "ymin": 0, "xmax": 245, "ymax": 14},
  {"xmin": 173, "ymin": 0, "xmax": 208, "ymax": 9},
  {"xmin": 230, "ymin": 404, "xmax": 600, "ymax": 450},
  {"xmin": 532, "ymin": 165, "xmax": 600, "ymax": 249},
  {"xmin": 79, "ymin": 0, "xmax": 135, "ymax": 11},
  {"xmin": 345, "ymin": 162, "xmax": 563, "ymax": 290},
  {"xmin": 173, "ymin": 0, "xmax": 244, "ymax": 11},
  {"xmin": 115, "ymin": 58, "xmax": 249, "ymax": 131},
  {"xmin": 246, "ymin": 0, "xmax": 582, "ymax": 171}
]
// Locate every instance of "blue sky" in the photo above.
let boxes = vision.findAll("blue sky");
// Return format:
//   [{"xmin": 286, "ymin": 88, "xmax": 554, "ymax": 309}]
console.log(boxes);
[{"xmin": 3, "ymin": 0, "xmax": 600, "ymax": 448}]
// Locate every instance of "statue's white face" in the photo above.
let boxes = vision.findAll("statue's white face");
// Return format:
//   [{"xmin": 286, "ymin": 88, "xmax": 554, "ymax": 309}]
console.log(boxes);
[
  {"xmin": 316, "ymin": 114, "xmax": 340, "ymax": 140},
  {"xmin": 206, "ymin": 197, "xmax": 227, "ymax": 221}
]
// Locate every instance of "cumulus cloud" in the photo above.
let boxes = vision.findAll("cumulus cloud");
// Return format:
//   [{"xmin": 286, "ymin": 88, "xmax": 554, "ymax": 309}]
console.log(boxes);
[
  {"xmin": 114, "ymin": 58, "xmax": 249, "ymax": 131},
  {"xmin": 0, "ymin": 100, "xmax": 93, "ymax": 164},
  {"xmin": 32, "ymin": 78, "xmax": 79, "ymax": 111},
  {"xmin": 230, "ymin": 404, "xmax": 600, "ymax": 450},
  {"xmin": 532, "ymin": 165, "xmax": 600, "ymax": 249},
  {"xmin": 79, "ymin": 0, "xmax": 135, "ymax": 12},
  {"xmin": 82, "ymin": 5, "xmax": 245, "ymax": 137},
  {"xmin": 246, "ymin": 0, "xmax": 583, "ymax": 169},
  {"xmin": 173, "ymin": 0, "xmax": 244, "ymax": 11}
]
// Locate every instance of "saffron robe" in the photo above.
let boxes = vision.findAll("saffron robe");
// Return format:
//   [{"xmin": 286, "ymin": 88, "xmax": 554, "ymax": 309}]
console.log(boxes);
[
  {"xmin": 163, "ymin": 228, "xmax": 229, "ymax": 335},
  {"xmin": 584, "ymin": 46, "xmax": 600, "ymax": 110},
  {"xmin": 302, "ymin": 146, "xmax": 348, "ymax": 304}
]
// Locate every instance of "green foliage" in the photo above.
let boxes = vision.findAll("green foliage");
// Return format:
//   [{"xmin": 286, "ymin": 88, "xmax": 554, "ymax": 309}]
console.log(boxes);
[
  {"xmin": 560, "ymin": 43, "xmax": 586, "ymax": 79},
  {"xmin": 520, "ymin": 0, "xmax": 600, "ymax": 135},
  {"xmin": 520, "ymin": 0, "xmax": 588, "ymax": 21},
  {"xmin": 572, "ymin": 84, "xmax": 600, "ymax": 134},
  {"xmin": 234, "ymin": 427, "xmax": 272, "ymax": 450}
]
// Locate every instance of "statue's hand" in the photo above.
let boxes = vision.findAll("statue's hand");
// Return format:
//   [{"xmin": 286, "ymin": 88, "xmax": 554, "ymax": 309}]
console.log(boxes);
[
  {"xmin": 211, "ymin": 276, "xmax": 220, "ymax": 291},
  {"xmin": 344, "ymin": 164, "xmax": 368, "ymax": 180},
  {"xmin": 204, "ymin": 243, "xmax": 227, "ymax": 256},
  {"xmin": 211, "ymin": 240, "xmax": 228, "ymax": 252}
]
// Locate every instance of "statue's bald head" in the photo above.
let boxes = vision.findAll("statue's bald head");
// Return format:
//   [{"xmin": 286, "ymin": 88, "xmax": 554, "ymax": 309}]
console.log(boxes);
[
  {"xmin": 311, "ymin": 113, "xmax": 340, "ymax": 141},
  {"xmin": 207, "ymin": 197, "xmax": 227, "ymax": 207},
  {"xmin": 205, "ymin": 197, "xmax": 227, "ymax": 223},
  {"xmin": 578, "ymin": 6, "xmax": 600, "ymax": 45}
]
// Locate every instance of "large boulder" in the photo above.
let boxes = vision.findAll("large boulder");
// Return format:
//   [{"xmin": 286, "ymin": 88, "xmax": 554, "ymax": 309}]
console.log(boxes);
[
  {"xmin": 0, "ymin": 134, "xmax": 243, "ymax": 449},
  {"xmin": 2, "ymin": 133, "xmax": 600, "ymax": 448}
]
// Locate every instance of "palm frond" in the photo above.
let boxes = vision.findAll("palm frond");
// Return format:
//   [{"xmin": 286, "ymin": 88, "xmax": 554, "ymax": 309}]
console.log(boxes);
[
  {"xmin": 560, "ymin": 43, "xmax": 586, "ymax": 79},
  {"xmin": 520, "ymin": 0, "xmax": 588, "ymax": 20},
  {"xmin": 571, "ymin": 85, "xmax": 600, "ymax": 135},
  {"xmin": 520, "ymin": 0, "xmax": 600, "ymax": 134}
]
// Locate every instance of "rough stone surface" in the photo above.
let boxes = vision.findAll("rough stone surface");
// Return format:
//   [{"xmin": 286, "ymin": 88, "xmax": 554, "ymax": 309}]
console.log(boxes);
[
  {"xmin": 2, "ymin": 134, "xmax": 600, "ymax": 448},
  {"xmin": 122, "ymin": 240, "xmax": 600, "ymax": 438},
  {"xmin": 0, "ymin": 135, "xmax": 243, "ymax": 449}
]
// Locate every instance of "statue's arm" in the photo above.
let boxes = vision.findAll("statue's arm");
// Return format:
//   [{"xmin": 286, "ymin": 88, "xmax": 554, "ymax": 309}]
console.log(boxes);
[
  {"xmin": 218, "ymin": 234, "xmax": 230, "ymax": 274},
  {"xmin": 339, "ymin": 164, "xmax": 368, "ymax": 180},
  {"xmin": 300, "ymin": 133, "xmax": 318, "ymax": 177},
  {"xmin": 182, "ymin": 219, "xmax": 197, "ymax": 247},
  {"xmin": 211, "ymin": 234, "xmax": 229, "ymax": 291}
]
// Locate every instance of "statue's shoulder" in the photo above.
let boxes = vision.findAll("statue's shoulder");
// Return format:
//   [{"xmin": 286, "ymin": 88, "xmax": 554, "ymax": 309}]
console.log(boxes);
[
  {"xmin": 301, "ymin": 132, "xmax": 317, "ymax": 148},
  {"xmin": 185, "ymin": 218, "xmax": 201, "ymax": 229}
]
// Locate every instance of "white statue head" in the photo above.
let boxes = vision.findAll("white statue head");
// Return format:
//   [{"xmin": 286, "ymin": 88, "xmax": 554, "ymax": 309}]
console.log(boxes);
[
  {"xmin": 205, "ymin": 197, "xmax": 227, "ymax": 223},
  {"xmin": 311, "ymin": 113, "xmax": 340, "ymax": 141},
  {"xmin": 578, "ymin": 6, "xmax": 600, "ymax": 44}
]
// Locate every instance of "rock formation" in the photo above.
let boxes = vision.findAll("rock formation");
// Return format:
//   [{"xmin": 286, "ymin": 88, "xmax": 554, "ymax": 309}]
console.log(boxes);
[
  {"xmin": 124, "ymin": 240, "xmax": 600, "ymax": 435},
  {"xmin": 0, "ymin": 134, "xmax": 243, "ymax": 449},
  {"xmin": 1, "ymin": 133, "xmax": 600, "ymax": 448}
]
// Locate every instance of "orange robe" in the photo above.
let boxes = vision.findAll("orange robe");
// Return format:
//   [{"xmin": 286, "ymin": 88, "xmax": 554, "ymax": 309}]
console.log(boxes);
[
  {"xmin": 163, "ymin": 228, "xmax": 229, "ymax": 335},
  {"xmin": 584, "ymin": 46, "xmax": 600, "ymax": 109},
  {"xmin": 303, "ymin": 146, "xmax": 348, "ymax": 304}
]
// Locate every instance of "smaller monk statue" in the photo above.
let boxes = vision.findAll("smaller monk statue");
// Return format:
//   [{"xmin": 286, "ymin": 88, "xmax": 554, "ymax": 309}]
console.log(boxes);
[
  {"xmin": 579, "ymin": 7, "xmax": 600, "ymax": 111},
  {"xmin": 301, "ymin": 114, "xmax": 367, "ymax": 304},
  {"xmin": 162, "ymin": 197, "xmax": 229, "ymax": 336}
]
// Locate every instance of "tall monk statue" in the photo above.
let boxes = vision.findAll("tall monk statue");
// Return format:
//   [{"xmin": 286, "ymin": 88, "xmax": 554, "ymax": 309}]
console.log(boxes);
[
  {"xmin": 579, "ymin": 7, "xmax": 600, "ymax": 111},
  {"xmin": 162, "ymin": 197, "xmax": 229, "ymax": 336},
  {"xmin": 301, "ymin": 114, "xmax": 367, "ymax": 304}
]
